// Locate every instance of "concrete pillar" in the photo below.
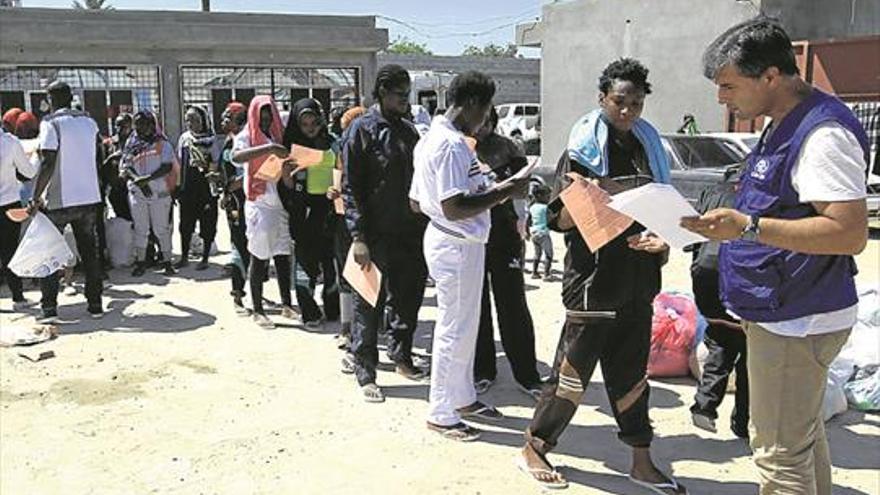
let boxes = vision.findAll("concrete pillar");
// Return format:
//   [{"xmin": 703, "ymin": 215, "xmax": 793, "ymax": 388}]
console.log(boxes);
[{"xmin": 158, "ymin": 57, "xmax": 182, "ymax": 141}]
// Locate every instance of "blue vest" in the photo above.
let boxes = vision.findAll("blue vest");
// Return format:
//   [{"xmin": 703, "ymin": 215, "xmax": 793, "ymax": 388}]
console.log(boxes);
[{"xmin": 719, "ymin": 90, "xmax": 869, "ymax": 322}]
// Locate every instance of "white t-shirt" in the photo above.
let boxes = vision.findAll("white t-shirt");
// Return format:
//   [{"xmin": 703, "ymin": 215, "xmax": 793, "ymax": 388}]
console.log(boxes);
[
  {"xmin": 37, "ymin": 109, "xmax": 101, "ymax": 210},
  {"xmin": 0, "ymin": 130, "xmax": 38, "ymax": 206},
  {"xmin": 409, "ymin": 116, "xmax": 491, "ymax": 243},
  {"xmin": 232, "ymin": 125, "xmax": 282, "ymax": 210},
  {"xmin": 759, "ymin": 122, "xmax": 867, "ymax": 338}
]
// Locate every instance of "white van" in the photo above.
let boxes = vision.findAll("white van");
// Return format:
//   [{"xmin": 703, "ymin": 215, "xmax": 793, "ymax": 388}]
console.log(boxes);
[{"xmin": 496, "ymin": 103, "xmax": 540, "ymax": 139}]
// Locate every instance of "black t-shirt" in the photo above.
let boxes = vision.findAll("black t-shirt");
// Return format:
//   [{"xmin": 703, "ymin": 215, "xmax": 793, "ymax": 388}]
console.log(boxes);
[
  {"xmin": 478, "ymin": 134, "xmax": 528, "ymax": 261},
  {"xmin": 548, "ymin": 129, "xmax": 663, "ymax": 311}
]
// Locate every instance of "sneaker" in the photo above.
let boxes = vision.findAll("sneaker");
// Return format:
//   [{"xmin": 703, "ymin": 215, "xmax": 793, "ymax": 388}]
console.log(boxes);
[
  {"xmin": 233, "ymin": 297, "xmax": 250, "ymax": 316},
  {"xmin": 360, "ymin": 383, "xmax": 385, "ymax": 403},
  {"xmin": 341, "ymin": 353, "xmax": 356, "ymax": 374},
  {"xmin": 174, "ymin": 258, "xmax": 189, "ymax": 269},
  {"xmin": 38, "ymin": 311, "xmax": 59, "ymax": 324},
  {"xmin": 304, "ymin": 318, "xmax": 323, "ymax": 329},
  {"xmin": 131, "ymin": 263, "xmax": 146, "ymax": 277},
  {"xmin": 395, "ymin": 360, "xmax": 429, "ymax": 382},
  {"xmin": 88, "ymin": 305, "xmax": 104, "ymax": 319},
  {"xmin": 336, "ymin": 330, "xmax": 351, "ymax": 351},
  {"xmin": 530, "ymin": 272, "xmax": 541, "ymax": 280},
  {"xmin": 163, "ymin": 262, "xmax": 176, "ymax": 276},
  {"xmin": 543, "ymin": 273, "xmax": 555, "ymax": 282},
  {"xmin": 63, "ymin": 285, "xmax": 77, "ymax": 296},
  {"xmin": 12, "ymin": 299, "xmax": 35, "ymax": 312},
  {"xmin": 280, "ymin": 305, "xmax": 299, "ymax": 320},
  {"xmin": 253, "ymin": 313, "xmax": 275, "ymax": 329},
  {"xmin": 195, "ymin": 259, "xmax": 209, "ymax": 271},
  {"xmin": 692, "ymin": 412, "xmax": 717, "ymax": 433}
]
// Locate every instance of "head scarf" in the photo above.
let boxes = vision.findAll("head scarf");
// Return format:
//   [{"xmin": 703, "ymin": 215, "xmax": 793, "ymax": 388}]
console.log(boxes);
[
  {"xmin": 283, "ymin": 98, "xmax": 332, "ymax": 151},
  {"xmin": 2, "ymin": 108, "xmax": 23, "ymax": 132},
  {"xmin": 184, "ymin": 105, "xmax": 214, "ymax": 139},
  {"xmin": 245, "ymin": 96, "xmax": 284, "ymax": 201},
  {"xmin": 14, "ymin": 112, "xmax": 39, "ymax": 139},
  {"xmin": 122, "ymin": 110, "xmax": 167, "ymax": 162},
  {"xmin": 226, "ymin": 101, "xmax": 246, "ymax": 116}
]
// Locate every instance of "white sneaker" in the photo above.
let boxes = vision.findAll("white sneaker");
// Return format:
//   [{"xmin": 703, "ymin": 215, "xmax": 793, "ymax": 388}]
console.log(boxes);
[
  {"xmin": 253, "ymin": 313, "xmax": 276, "ymax": 330},
  {"xmin": 63, "ymin": 285, "xmax": 77, "ymax": 296},
  {"xmin": 12, "ymin": 299, "xmax": 35, "ymax": 312}
]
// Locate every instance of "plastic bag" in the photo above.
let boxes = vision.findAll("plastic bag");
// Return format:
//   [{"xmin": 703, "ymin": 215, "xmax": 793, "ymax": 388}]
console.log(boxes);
[
  {"xmin": 844, "ymin": 366, "xmax": 880, "ymax": 412},
  {"xmin": 824, "ymin": 354, "xmax": 855, "ymax": 421},
  {"xmin": 106, "ymin": 217, "xmax": 134, "ymax": 268},
  {"xmin": 8, "ymin": 212, "xmax": 75, "ymax": 278},
  {"xmin": 648, "ymin": 293, "xmax": 698, "ymax": 377}
]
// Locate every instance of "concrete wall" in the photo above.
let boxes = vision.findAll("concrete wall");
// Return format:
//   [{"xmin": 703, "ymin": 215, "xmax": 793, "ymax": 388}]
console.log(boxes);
[
  {"xmin": 760, "ymin": 0, "xmax": 880, "ymax": 40},
  {"xmin": 538, "ymin": 0, "xmax": 756, "ymax": 165},
  {"xmin": 0, "ymin": 7, "xmax": 387, "ymax": 138},
  {"xmin": 378, "ymin": 53, "xmax": 540, "ymax": 104}
]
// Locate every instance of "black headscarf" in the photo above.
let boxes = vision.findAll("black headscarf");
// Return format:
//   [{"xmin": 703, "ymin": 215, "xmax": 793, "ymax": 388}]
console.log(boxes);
[{"xmin": 282, "ymin": 98, "xmax": 333, "ymax": 151}]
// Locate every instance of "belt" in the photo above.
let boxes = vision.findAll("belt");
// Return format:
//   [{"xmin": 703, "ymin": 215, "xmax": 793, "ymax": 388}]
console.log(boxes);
[{"xmin": 430, "ymin": 221, "xmax": 466, "ymax": 240}]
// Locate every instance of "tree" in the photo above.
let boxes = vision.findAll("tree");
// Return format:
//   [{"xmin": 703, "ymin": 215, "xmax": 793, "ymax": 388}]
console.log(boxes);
[
  {"xmin": 385, "ymin": 37, "xmax": 433, "ymax": 56},
  {"xmin": 72, "ymin": 0, "xmax": 113, "ymax": 9},
  {"xmin": 462, "ymin": 43, "xmax": 519, "ymax": 58}
]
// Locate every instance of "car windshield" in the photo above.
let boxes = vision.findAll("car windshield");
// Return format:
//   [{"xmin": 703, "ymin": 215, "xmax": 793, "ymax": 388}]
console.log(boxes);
[{"xmin": 668, "ymin": 138, "xmax": 747, "ymax": 169}]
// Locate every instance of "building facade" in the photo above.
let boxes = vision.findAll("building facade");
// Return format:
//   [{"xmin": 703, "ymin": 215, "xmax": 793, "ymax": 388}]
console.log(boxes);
[{"xmin": 0, "ymin": 7, "xmax": 387, "ymax": 139}]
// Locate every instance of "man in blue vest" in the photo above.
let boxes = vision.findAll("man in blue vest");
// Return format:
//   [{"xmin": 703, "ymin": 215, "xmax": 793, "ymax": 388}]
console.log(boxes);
[{"xmin": 682, "ymin": 19, "xmax": 869, "ymax": 495}]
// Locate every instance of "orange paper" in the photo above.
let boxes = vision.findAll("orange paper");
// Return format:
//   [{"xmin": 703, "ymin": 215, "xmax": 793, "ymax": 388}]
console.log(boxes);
[
  {"xmin": 559, "ymin": 174, "xmax": 634, "ymax": 252},
  {"xmin": 333, "ymin": 169, "xmax": 344, "ymax": 215},
  {"xmin": 343, "ymin": 246, "xmax": 383, "ymax": 307},
  {"xmin": 255, "ymin": 154, "xmax": 284, "ymax": 183},
  {"xmin": 5, "ymin": 208, "xmax": 28, "ymax": 223},
  {"xmin": 291, "ymin": 144, "xmax": 325, "ymax": 173}
]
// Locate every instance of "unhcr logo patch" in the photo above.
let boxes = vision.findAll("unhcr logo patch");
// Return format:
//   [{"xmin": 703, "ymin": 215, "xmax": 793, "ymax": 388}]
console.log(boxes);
[{"xmin": 751, "ymin": 159, "xmax": 769, "ymax": 180}]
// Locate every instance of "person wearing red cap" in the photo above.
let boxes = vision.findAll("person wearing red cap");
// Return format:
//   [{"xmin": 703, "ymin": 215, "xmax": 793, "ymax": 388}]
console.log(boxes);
[
  {"xmin": 14, "ymin": 112, "xmax": 39, "ymax": 139},
  {"xmin": 2, "ymin": 108, "xmax": 23, "ymax": 134}
]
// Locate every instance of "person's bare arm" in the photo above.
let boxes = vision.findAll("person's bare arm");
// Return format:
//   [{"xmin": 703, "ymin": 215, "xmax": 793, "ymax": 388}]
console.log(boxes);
[
  {"xmin": 680, "ymin": 199, "xmax": 868, "ymax": 255},
  {"xmin": 28, "ymin": 150, "xmax": 57, "ymax": 213},
  {"xmin": 231, "ymin": 143, "xmax": 287, "ymax": 164},
  {"xmin": 440, "ymin": 178, "xmax": 529, "ymax": 221}
]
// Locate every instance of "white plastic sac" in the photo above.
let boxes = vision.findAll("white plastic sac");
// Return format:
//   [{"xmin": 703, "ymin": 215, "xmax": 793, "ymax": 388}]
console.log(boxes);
[{"xmin": 8, "ymin": 212, "xmax": 75, "ymax": 278}]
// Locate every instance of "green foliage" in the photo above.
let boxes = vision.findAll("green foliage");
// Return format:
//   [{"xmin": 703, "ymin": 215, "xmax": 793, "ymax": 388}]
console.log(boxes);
[
  {"xmin": 72, "ymin": 0, "xmax": 113, "ymax": 10},
  {"xmin": 386, "ymin": 37, "xmax": 433, "ymax": 55},
  {"xmin": 461, "ymin": 43, "xmax": 519, "ymax": 58}
]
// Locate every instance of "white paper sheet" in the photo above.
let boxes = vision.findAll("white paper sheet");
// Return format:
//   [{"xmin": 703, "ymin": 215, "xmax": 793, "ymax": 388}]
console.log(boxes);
[{"xmin": 607, "ymin": 183, "xmax": 708, "ymax": 250}]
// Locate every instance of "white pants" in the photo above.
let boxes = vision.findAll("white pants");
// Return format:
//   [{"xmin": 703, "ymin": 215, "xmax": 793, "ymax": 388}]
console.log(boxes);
[
  {"xmin": 129, "ymin": 192, "xmax": 172, "ymax": 260},
  {"xmin": 424, "ymin": 224, "xmax": 486, "ymax": 426},
  {"xmin": 244, "ymin": 202, "xmax": 291, "ymax": 260}
]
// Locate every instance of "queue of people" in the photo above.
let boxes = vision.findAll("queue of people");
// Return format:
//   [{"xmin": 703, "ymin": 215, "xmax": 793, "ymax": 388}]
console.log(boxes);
[{"xmin": 0, "ymin": 16, "xmax": 872, "ymax": 495}]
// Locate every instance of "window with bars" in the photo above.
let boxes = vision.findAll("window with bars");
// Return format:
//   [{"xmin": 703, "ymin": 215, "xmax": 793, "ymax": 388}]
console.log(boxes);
[
  {"xmin": 0, "ymin": 65, "xmax": 161, "ymax": 137},
  {"xmin": 180, "ymin": 66, "xmax": 360, "ymax": 133}
]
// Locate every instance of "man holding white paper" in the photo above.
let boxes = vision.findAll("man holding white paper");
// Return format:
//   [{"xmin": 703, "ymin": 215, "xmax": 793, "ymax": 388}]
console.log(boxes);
[{"xmin": 518, "ymin": 59, "xmax": 685, "ymax": 493}]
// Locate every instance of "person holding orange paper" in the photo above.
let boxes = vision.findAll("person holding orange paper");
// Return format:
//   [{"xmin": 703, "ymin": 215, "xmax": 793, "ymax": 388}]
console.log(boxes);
[
  {"xmin": 282, "ymin": 98, "xmax": 340, "ymax": 327},
  {"xmin": 342, "ymin": 65, "xmax": 428, "ymax": 403},
  {"xmin": 518, "ymin": 59, "xmax": 684, "ymax": 493},
  {"xmin": 231, "ymin": 96, "xmax": 296, "ymax": 329}
]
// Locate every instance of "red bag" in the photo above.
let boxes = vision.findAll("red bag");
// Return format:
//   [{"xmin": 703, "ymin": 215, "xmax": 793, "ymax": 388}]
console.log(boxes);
[{"xmin": 648, "ymin": 293, "xmax": 698, "ymax": 377}]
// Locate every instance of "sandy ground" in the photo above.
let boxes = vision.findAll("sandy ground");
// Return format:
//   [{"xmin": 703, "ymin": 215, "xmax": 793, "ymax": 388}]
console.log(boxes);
[{"xmin": 1, "ymin": 223, "xmax": 878, "ymax": 495}]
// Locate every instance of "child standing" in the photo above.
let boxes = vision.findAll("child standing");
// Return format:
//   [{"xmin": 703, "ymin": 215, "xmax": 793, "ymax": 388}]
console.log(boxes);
[{"xmin": 528, "ymin": 186, "xmax": 553, "ymax": 280}]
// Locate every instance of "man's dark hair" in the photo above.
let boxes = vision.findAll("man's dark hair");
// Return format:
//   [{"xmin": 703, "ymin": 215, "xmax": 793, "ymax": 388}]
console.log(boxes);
[
  {"xmin": 702, "ymin": 17, "xmax": 798, "ymax": 80},
  {"xmin": 598, "ymin": 58, "xmax": 652, "ymax": 95},
  {"xmin": 448, "ymin": 71, "xmax": 496, "ymax": 108},
  {"xmin": 372, "ymin": 64, "xmax": 411, "ymax": 100},
  {"xmin": 46, "ymin": 80, "xmax": 73, "ymax": 107}
]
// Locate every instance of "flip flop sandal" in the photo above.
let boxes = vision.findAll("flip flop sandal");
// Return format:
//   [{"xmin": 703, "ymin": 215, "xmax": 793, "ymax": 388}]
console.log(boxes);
[
  {"xmin": 629, "ymin": 475, "xmax": 688, "ymax": 494},
  {"xmin": 457, "ymin": 401, "xmax": 504, "ymax": 420},
  {"xmin": 515, "ymin": 455, "xmax": 568, "ymax": 489},
  {"xmin": 426, "ymin": 422, "xmax": 481, "ymax": 442}
]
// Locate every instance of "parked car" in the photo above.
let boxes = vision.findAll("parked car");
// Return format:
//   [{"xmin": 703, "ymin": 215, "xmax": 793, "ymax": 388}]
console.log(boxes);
[
  {"xmin": 497, "ymin": 103, "xmax": 540, "ymax": 140},
  {"xmin": 663, "ymin": 133, "xmax": 755, "ymax": 205}
]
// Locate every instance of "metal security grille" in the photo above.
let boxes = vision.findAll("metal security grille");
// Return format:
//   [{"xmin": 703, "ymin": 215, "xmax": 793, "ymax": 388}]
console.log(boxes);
[
  {"xmin": 180, "ymin": 66, "xmax": 360, "ymax": 132},
  {"xmin": 0, "ymin": 65, "xmax": 161, "ymax": 136}
]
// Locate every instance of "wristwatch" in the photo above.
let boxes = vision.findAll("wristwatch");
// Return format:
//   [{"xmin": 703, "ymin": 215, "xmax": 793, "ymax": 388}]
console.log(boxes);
[{"xmin": 740, "ymin": 213, "xmax": 761, "ymax": 242}]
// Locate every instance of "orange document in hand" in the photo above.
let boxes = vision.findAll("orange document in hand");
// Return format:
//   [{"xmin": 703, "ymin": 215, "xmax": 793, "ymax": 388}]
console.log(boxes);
[
  {"xmin": 559, "ymin": 174, "xmax": 634, "ymax": 252},
  {"xmin": 291, "ymin": 144, "xmax": 325, "ymax": 173},
  {"xmin": 333, "ymin": 169, "xmax": 344, "ymax": 215},
  {"xmin": 343, "ymin": 246, "xmax": 383, "ymax": 307},
  {"xmin": 255, "ymin": 154, "xmax": 284, "ymax": 183}
]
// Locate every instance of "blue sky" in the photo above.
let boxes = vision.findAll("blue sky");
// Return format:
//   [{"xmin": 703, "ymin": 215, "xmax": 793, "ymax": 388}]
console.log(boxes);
[{"xmin": 23, "ymin": 0, "xmax": 549, "ymax": 56}]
